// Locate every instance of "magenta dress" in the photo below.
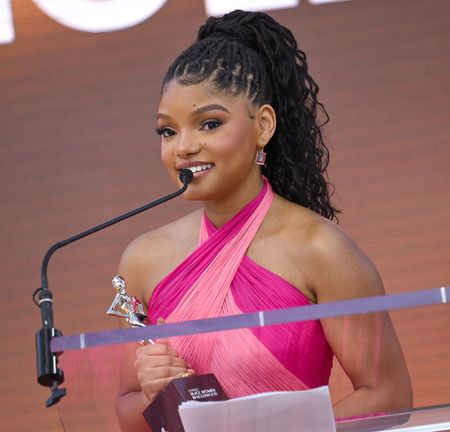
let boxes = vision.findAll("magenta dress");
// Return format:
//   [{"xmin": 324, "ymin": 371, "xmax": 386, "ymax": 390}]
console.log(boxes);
[{"xmin": 148, "ymin": 180, "xmax": 333, "ymax": 398}]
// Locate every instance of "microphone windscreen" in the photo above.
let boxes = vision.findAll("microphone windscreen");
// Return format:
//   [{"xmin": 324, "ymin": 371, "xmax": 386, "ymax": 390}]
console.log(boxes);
[{"xmin": 179, "ymin": 169, "xmax": 193, "ymax": 184}]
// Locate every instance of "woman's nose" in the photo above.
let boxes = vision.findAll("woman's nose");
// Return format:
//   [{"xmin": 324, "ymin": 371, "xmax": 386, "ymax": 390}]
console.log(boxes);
[{"xmin": 175, "ymin": 133, "xmax": 200, "ymax": 158}]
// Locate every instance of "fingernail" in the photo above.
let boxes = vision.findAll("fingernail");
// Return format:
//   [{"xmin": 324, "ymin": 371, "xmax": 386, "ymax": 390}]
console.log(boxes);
[{"xmin": 187, "ymin": 369, "xmax": 196, "ymax": 375}]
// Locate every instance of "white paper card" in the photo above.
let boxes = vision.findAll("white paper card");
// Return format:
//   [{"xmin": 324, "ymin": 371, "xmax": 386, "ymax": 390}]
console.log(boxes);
[{"xmin": 179, "ymin": 385, "xmax": 336, "ymax": 432}]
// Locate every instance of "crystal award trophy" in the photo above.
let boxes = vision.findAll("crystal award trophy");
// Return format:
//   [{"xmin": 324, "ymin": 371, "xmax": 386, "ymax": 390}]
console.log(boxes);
[{"xmin": 107, "ymin": 275, "xmax": 228, "ymax": 432}]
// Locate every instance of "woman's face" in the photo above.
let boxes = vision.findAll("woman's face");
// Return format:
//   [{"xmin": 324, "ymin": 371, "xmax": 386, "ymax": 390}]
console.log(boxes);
[{"xmin": 157, "ymin": 80, "xmax": 266, "ymax": 203}]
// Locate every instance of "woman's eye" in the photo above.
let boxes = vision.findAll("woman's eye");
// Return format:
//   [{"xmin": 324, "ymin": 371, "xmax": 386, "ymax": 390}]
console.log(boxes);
[
  {"xmin": 155, "ymin": 127, "xmax": 176, "ymax": 138},
  {"xmin": 201, "ymin": 119, "xmax": 222, "ymax": 131}
]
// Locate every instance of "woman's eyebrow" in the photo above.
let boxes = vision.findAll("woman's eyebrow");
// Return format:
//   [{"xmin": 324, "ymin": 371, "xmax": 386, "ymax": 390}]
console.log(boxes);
[
  {"xmin": 190, "ymin": 104, "xmax": 231, "ymax": 117},
  {"xmin": 156, "ymin": 104, "xmax": 231, "ymax": 121}
]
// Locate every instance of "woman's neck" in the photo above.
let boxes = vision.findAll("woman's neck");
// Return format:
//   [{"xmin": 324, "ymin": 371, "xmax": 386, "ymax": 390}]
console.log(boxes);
[{"xmin": 203, "ymin": 175, "xmax": 265, "ymax": 228}]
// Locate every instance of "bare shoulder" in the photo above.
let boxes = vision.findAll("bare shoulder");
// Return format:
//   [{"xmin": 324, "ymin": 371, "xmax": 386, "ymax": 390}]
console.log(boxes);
[
  {"xmin": 117, "ymin": 210, "xmax": 202, "ymax": 304},
  {"xmin": 273, "ymin": 197, "xmax": 384, "ymax": 303}
]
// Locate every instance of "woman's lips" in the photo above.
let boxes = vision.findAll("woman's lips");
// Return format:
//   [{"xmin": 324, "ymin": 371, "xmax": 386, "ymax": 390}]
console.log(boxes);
[
  {"xmin": 177, "ymin": 162, "xmax": 215, "ymax": 179},
  {"xmin": 189, "ymin": 165, "xmax": 214, "ymax": 178}
]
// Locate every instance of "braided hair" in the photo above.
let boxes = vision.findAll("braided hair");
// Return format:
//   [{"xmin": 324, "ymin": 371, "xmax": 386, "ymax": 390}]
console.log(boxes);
[{"xmin": 162, "ymin": 10, "xmax": 339, "ymax": 221}]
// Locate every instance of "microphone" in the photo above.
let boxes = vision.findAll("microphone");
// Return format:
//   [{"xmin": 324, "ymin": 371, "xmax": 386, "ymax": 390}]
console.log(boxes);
[
  {"xmin": 179, "ymin": 168, "xmax": 193, "ymax": 185},
  {"xmin": 33, "ymin": 169, "xmax": 193, "ymax": 407}
]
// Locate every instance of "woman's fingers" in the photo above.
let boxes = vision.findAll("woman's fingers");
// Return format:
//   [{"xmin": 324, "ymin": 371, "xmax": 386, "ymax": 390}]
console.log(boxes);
[
  {"xmin": 136, "ymin": 342, "xmax": 180, "ymax": 358},
  {"xmin": 133, "ymin": 324, "xmax": 193, "ymax": 402},
  {"xmin": 137, "ymin": 364, "xmax": 187, "ymax": 381},
  {"xmin": 135, "ymin": 353, "xmax": 186, "ymax": 369},
  {"xmin": 137, "ymin": 364, "xmax": 193, "ymax": 402}
]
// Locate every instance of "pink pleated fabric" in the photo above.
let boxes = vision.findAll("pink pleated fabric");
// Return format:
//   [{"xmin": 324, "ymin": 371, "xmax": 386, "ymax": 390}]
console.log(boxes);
[{"xmin": 148, "ymin": 180, "xmax": 333, "ymax": 398}]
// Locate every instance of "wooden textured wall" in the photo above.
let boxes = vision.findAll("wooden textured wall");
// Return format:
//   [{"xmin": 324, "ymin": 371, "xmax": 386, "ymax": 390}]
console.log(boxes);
[{"xmin": 1, "ymin": 0, "xmax": 449, "ymax": 430}]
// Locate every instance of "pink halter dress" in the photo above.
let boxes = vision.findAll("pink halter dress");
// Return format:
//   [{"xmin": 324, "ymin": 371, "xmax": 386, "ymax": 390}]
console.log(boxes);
[{"xmin": 148, "ymin": 180, "xmax": 333, "ymax": 398}]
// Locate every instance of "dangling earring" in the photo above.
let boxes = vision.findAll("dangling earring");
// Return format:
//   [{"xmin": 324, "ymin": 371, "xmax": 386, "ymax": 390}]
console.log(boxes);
[{"xmin": 255, "ymin": 146, "xmax": 266, "ymax": 165}]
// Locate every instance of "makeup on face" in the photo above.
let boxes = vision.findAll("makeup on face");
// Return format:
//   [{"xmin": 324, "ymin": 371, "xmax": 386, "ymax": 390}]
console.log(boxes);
[{"xmin": 156, "ymin": 81, "xmax": 263, "ymax": 202}]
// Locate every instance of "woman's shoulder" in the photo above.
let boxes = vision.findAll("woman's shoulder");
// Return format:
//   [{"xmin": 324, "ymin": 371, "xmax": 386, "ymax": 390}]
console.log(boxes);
[
  {"xmin": 273, "ymin": 196, "xmax": 384, "ymax": 301},
  {"xmin": 271, "ymin": 194, "xmax": 346, "ymax": 246},
  {"xmin": 125, "ymin": 209, "xmax": 201, "ymax": 253},
  {"xmin": 117, "ymin": 210, "xmax": 202, "ymax": 301}
]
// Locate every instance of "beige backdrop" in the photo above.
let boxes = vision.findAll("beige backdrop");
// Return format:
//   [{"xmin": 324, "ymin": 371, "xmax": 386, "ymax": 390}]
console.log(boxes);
[{"xmin": 1, "ymin": 0, "xmax": 449, "ymax": 430}]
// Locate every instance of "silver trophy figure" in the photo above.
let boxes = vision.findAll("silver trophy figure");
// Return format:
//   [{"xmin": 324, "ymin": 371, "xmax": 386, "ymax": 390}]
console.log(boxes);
[{"xmin": 107, "ymin": 275, "xmax": 154, "ymax": 344}]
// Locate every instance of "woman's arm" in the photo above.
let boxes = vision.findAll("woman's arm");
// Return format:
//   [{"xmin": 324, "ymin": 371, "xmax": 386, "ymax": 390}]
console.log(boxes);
[
  {"xmin": 115, "ymin": 342, "xmax": 153, "ymax": 432},
  {"xmin": 307, "ymin": 222, "xmax": 413, "ymax": 418},
  {"xmin": 113, "ymin": 235, "xmax": 190, "ymax": 432}
]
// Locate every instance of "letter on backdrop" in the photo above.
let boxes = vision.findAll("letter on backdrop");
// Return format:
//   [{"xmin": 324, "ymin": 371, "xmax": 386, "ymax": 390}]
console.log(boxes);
[
  {"xmin": 204, "ymin": 0, "xmax": 299, "ymax": 16},
  {"xmin": 31, "ymin": 0, "xmax": 168, "ymax": 32}
]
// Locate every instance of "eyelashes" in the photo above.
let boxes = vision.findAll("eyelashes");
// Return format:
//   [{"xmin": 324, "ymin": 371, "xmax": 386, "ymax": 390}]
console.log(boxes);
[
  {"xmin": 156, "ymin": 119, "xmax": 223, "ymax": 137},
  {"xmin": 201, "ymin": 119, "xmax": 222, "ymax": 131},
  {"xmin": 155, "ymin": 127, "xmax": 175, "ymax": 137}
]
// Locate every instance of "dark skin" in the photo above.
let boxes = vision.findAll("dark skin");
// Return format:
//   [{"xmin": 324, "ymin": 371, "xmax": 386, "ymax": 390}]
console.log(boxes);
[{"xmin": 115, "ymin": 82, "xmax": 413, "ymax": 431}]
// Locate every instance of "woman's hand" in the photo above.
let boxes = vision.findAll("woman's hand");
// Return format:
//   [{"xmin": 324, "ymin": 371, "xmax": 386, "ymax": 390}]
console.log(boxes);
[
  {"xmin": 134, "ymin": 318, "xmax": 195, "ymax": 405},
  {"xmin": 134, "ymin": 341, "xmax": 193, "ymax": 403}
]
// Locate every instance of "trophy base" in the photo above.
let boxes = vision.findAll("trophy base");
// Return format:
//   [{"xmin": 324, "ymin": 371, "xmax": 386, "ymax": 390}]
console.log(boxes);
[{"xmin": 143, "ymin": 373, "xmax": 228, "ymax": 432}]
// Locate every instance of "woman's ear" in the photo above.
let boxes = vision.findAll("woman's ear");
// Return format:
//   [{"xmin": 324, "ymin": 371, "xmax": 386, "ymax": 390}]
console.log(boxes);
[{"xmin": 256, "ymin": 104, "xmax": 276, "ymax": 147}]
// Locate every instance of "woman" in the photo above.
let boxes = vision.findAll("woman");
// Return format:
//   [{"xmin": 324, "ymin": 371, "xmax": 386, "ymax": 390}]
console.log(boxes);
[{"xmin": 115, "ymin": 10, "xmax": 412, "ymax": 431}]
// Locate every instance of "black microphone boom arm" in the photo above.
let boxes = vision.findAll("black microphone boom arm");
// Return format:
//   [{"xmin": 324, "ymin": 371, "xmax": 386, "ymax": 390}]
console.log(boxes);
[{"xmin": 34, "ymin": 169, "xmax": 193, "ymax": 407}]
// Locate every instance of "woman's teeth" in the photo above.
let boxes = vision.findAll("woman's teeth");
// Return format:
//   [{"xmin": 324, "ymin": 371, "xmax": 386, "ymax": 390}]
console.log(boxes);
[{"xmin": 188, "ymin": 163, "xmax": 213, "ymax": 173}]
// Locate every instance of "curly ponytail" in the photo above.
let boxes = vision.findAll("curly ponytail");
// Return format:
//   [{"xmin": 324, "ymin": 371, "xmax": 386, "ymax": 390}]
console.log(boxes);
[{"xmin": 162, "ymin": 10, "xmax": 339, "ymax": 221}]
